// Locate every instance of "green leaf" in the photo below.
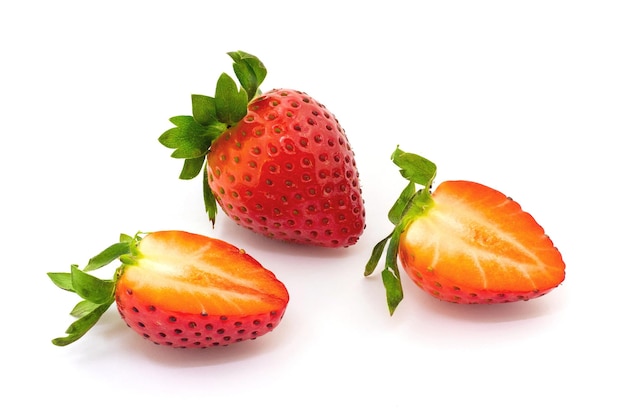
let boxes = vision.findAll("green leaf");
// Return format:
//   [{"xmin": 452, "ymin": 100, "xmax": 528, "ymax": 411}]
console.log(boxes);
[
  {"xmin": 365, "ymin": 146, "xmax": 441, "ymax": 315},
  {"xmin": 215, "ymin": 73, "xmax": 249, "ymax": 125},
  {"xmin": 159, "ymin": 51, "xmax": 271, "ymax": 229},
  {"xmin": 399, "ymin": 188, "xmax": 435, "ymax": 226},
  {"xmin": 47, "ymin": 272, "xmax": 74, "ymax": 292},
  {"xmin": 203, "ymin": 162, "xmax": 217, "ymax": 226},
  {"xmin": 158, "ymin": 116, "xmax": 218, "ymax": 160},
  {"xmin": 49, "ymin": 234, "xmax": 145, "ymax": 346},
  {"xmin": 388, "ymin": 181, "xmax": 416, "ymax": 225},
  {"xmin": 83, "ymin": 241, "xmax": 131, "ymax": 272},
  {"xmin": 385, "ymin": 224, "xmax": 404, "ymax": 280},
  {"xmin": 52, "ymin": 302, "xmax": 112, "ymax": 346},
  {"xmin": 70, "ymin": 299, "xmax": 103, "ymax": 318},
  {"xmin": 380, "ymin": 220, "xmax": 409, "ymax": 315},
  {"xmin": 227, "ymin": 50, "xmax": 267, "ymax": 101},
  {"xmin": 363, "ymin": 214, "xmax": 409, "ymax": 315},
  {"xmin": 71, "ymin": 265, "xmax": 115, "ymax": 305},
  {"xmin": 180, "ymin": 156, "xmax": 206, "ymax": 180},
  {"xmin": 119, "ymin": 233, "xmax": 134, "ymax": 243},
  {"xmin": 391, "ymin": 147, "xmax": 437, "ymax": 187},
  {"xmin": 191, "ymin": 94, "xmax": 218, "ymax": 126},
  {"xmin": 364, "ymin": 233, "xmax": 392, "ymax": 276},
  {"xmin": 382, "ymin": 269, "xmax": 404, "ymax": 315}
]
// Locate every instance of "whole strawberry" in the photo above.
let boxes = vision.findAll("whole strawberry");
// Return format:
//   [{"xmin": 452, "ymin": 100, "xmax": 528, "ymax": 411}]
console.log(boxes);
[
  {"xmin": 159, "ymin": 51, "xmax": 365, "ymax": 247},
  {"xmin": 365, "ymin": 148, "xmax": 566, "ymax": 315},
  {"xmin": 48, "ymin": 231, "xmax": 289, "ymax": 348}
]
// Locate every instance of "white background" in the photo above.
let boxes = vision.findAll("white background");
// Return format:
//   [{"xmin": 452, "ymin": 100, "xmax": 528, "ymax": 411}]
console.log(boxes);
[{"xmin": 2, "ymin": 1, "xmax": 624, "ymax": 416}]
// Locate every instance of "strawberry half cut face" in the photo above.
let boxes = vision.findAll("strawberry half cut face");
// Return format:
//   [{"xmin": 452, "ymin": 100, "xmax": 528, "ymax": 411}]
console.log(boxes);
[
  {"xmin": 398, "ymin": 180, "xmax": 565, "ymax": 304},
  {"xmin": 365, "ymin": 147, "xmax": 565, "ymax": 314},
  {"xmin": 116, "ymin": 231, "xmax": 289, "ymax": 347}
]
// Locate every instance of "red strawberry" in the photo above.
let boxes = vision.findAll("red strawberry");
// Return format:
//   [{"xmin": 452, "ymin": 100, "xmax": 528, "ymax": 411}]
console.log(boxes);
[
  {"xmin": 159, "ymin": 51, "xmax": 365, "ymax": 247},
  {"xmin": 365, "ymin": 148, "xmax": 565, "ymax": 314},
  {"xmin": 48, "ymin": 230, "xmax": 289, "ymax": 348}
]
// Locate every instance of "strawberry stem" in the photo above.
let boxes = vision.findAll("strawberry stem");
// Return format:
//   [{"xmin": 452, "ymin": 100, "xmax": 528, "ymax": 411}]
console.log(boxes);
[
  {"xmin": 158, "ymin": 50, "xmax": 267, "ymax": 225},
  {"xmin": 364, "ymin": 147, "xmax": 437, "ymax": 315}
]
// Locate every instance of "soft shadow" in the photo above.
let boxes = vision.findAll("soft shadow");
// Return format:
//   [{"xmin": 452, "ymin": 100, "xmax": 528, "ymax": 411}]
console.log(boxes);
[
  {"xmin": 136, "ymin": 334, "xmax": 286, "ymax": 368},
  {"xmin": 209, "ymin": 215, "xmax": 364, "ymax": 261},
  {"xmin": 71, "ymin": 306, "xmax": 292, "ymax": 368},
  {"xmin": 406, "ymin": 284, "xmax": 566, "ymax": 323}
]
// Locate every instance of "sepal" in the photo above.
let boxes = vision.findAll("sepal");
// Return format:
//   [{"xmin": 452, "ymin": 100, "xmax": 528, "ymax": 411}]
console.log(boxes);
[
  {"xmin": 382, "ymin": 270, "xmax": 403, "ymax": 316},
  {"xmin": 158, "ymin": 50, "xmax": 269, "ymax": 226},
  {"xmin": 84, "ymin": 241, "xmax": 131, "ymax": 272},
  {"xmin": 227, "ymin": 50, "xmax": 267, "ymax": 101},
  {"xmin": 51, "ymin": 303, "xmax": 112, "ymax": 347},
  {"xmin": 180, "ymin": 156, "xmax": 205, "ymax": 180},
  {"xmin": 47, "ymin": 272, "xmax": 73, "ymax": 292},
  {"xmin": 388, "ymin": 182, "xmax": 416, "ymax": 225},
  {"xmin": 158, "ymin": 116, "xmax": 217, "ymax": 160},
  {"xmin": 203, "ymin": 163, "xmax": 218, "ymax": 226},
  {"xmin": 70, "ymin": 265, "xmax": 115, "ymax": 305},
  {"xmin": 391, "ymin": 147, "xmax": 437, "ymax": 187},
  {"xmin": 191, "ymin": 94, "xmax": 218, "ymax": 126},
  {"xmin": 215, "ymin": 73, "xmax": 249, "ymax": 125},
  {"xmin": 47, "ymin": 233, "xmax": 142, "ymax": 346},
  {"xmin": 365, "ymin": 147, "xmax": 439, "ymax": 315}
]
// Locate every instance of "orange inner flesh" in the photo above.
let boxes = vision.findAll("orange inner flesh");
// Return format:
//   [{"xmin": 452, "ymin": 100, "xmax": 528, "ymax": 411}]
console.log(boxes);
[
  {"xmin": 401, "ymin": 182, "xmax": 565, "ymax": 293},
  {"xmin": 118, "ymin": 231, "xmax": 288, "ymax": 315}
]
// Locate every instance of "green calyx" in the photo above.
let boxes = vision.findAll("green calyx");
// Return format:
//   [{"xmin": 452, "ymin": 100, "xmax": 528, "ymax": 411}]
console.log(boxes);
[
  {"xmin": 364, "ymin": 147, "xmax": 438, "ymax": 315},
  {"xmin": 47, "ymin": 233, "xmax": 144, "ymax": 346},
  {"xmin": 158, "ymin": 50, "xmax": 268, "ymax": 225}
]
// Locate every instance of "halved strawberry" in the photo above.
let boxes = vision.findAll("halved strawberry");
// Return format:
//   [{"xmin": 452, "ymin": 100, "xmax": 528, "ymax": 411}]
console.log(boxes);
[
  {"xmin": 365, "ymin": 148, "xmax": 565, "ymax": 314},
  {"xmin": 48, "ymin": 231, "xmax": 289, "ymax": 348},
  {"xmin": 158, "ymin": 51, "xmax": 365, "ymax": 247}
]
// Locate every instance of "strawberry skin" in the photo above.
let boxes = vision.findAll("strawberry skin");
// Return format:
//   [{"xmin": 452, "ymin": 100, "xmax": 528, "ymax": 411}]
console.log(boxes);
[
  {"xmin": 159, "ymin": 51, "xmax": 365, "ymax": 247},
  {"xmin": 48, "ymin": 231, "xmax": 289, "ymax": 348},
  {"xmin": 207, "ymin": 88, "xmax": 365, "ymax": 247},
  {"xmin": 365, "ymin": 147, "xmax": 566, "ymax": 314},
  {"xmin": 398, "ymin": 180, "xmax": 565, "ymax": 304}
]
